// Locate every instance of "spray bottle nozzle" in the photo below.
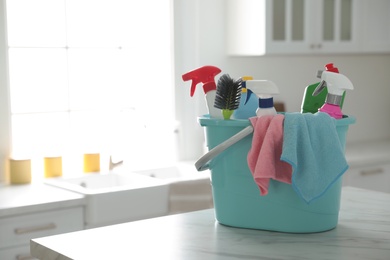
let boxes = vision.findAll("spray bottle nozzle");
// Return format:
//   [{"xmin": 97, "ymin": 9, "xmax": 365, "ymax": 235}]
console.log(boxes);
[
  {"xmin": 314, "ymin": 71, "xmax": 353, "ymax": 106},
  {"xmin": 182, "ymin": 65, "xmax": 222, "ymax": 97},
  {"xmin": 244, "ymin": 80, "xmax": 279, "ymax": 105},
  {"xmin": 313, "ymin": 63, "xmax": 340, "ymax": 97}
]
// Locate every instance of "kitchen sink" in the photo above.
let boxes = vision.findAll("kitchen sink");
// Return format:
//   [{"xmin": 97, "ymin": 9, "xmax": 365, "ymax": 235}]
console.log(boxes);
[
  {"xmin": 45, "ymin": 172, "xmax": 169, "ymax": 228},
  {"xmin": 45, "ymin": 172, "xmax": 167, "ymax": 194},
  {"xmin": 130, "ymin": 162, "xmax": 214, "ymax": 215},
  {"xmin": 134, "ymin": 166, "xmax": 182, "ymax": 179},
  {"xmin": 132, "ymin": 161, "xmax": 210, "ymax": 181}
]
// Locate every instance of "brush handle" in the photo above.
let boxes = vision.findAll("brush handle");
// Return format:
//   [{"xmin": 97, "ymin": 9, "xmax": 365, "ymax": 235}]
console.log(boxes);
[{"xmin": 195, "ymin": 125, "xmax": 254, "ymax": 171}]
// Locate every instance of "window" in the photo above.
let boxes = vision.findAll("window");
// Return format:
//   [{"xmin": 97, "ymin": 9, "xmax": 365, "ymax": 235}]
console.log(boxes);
[{"xmin": 4, "ymin": 0, "xmax": 175, "ymax": 181}]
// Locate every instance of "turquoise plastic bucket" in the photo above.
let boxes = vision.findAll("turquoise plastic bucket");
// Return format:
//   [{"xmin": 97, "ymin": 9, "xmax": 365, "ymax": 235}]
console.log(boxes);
[{"xmin": 198, "ymin": 114, "xmax": 355, "ymax": 233}]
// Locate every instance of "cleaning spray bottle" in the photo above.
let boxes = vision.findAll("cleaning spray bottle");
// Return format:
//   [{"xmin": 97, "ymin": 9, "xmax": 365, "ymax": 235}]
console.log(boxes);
[
  {"xmin": 233, "ymin": 76, "xmax": 258, "ymax": 119},
  {"xmin": 182, "ymin": 65, "xmax": 222, "ymax": 118},
  {"xmin": 245, "ymin": 80, "xmax": 280, "ymax": 117},
  {"xmin": 301, "ymin": 63, "xmax": 345, "ymax": 114},
  {"xmin": 312, "ymin": 70, "xmax": 354, "ymax": 119}
]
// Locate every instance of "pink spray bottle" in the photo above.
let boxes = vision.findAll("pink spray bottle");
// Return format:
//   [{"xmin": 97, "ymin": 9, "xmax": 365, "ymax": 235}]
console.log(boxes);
[
  {"xmin": 182, "ymin": 66, "xmax": 222, "ymax": 118},
  {"xmin": 313, "ymin": 66, "xmax": 354, "ymax": 119}
]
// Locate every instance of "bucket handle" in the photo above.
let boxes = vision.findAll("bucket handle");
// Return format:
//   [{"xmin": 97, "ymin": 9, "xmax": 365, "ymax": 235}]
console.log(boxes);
[{"xmin": 195, "ymin": 126, "xmax": 254, "ymax": 171}]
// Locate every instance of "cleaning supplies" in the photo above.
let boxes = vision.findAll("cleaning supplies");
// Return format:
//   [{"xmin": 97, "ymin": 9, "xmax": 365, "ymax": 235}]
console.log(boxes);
[
  {"xmin": 301, "ymin": 63, "xmax": 345, "ymax": 114},
  {"xmin": 281, "ymin": 112, "xmax": 349, "ymax": 203},
  {"xmin": 182, "ymin": 65, "xmax": 222, "ymax": 118},
  {"xmin": 247, "ymin": 114, "xmax": 292, "ymax": 196},
  {"xmin": 245, "ymin": 82, "xmax": 289, "ymax": 196},
  {"xmin": 233, "ymin": 76, "xmax": 258, "ymax": 119},
  {"xmin": 214, "ymin": 74, "xmax": 242, "ymax": 120},
  {"xmin": 313, "ymin": 69, "xmax": 353, "ymax": 119},
  {"xmin": 195, "ymin": 80, "xmax": 279, "ymax": 169},
  {"xmin": 245, "ymin": 80, "xmax": 280, "ymax": 117},
  {"xmin": 196, "ymin": 114, "xmax": 355, "ymax": 232}
]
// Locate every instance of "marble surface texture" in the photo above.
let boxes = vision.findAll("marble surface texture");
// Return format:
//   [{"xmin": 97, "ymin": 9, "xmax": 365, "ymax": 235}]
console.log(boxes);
[{"xmin": 31, "ymin": 187, "xmax": 390, "ymax": 260}]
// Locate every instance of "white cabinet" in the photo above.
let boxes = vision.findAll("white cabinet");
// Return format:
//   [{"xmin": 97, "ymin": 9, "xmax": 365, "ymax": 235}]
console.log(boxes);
[
  {"xmin": 0, "ymin": 207, "xmax": 84, "ymax": 260},
  {"xmin": 344, "ymin": 141, "xmax": 390, "ymax": 193},
  {"xmin": 227, "ymin": 0, "xmax": 390, "ymax": 55},
  {"xmin": 0, "ymin": 245, "xmax": 34, "ymax": 260},
  {"xmin": 0, "ymin": 183, "xmax": 85, "ymax": 260},
  {"xmin": 267, "ymin": 0, "xmax": 359, "ymax": 54}
]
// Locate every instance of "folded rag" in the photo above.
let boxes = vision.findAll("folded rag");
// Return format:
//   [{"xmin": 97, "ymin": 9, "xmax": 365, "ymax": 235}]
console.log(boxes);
[
  {"xmin": 281, "ymin": 112, "xmax": 348, "ymax": 203},
  {"xmin": 247, "ymin": 114, "xmax": 292, "ymax": 195}
]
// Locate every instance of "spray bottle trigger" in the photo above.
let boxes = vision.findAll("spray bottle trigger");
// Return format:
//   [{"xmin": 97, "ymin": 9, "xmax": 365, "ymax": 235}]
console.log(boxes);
[
  {"xmin": 190, "ymin": 82, "xmax": 197, "ymax": 97},
  {"xmin": 312, "ymin": 80, "xmax": 327, "ymax": 96},
  {"xmin": 245, "ymin": 89, "xmax": 253, "ymax": 105}
]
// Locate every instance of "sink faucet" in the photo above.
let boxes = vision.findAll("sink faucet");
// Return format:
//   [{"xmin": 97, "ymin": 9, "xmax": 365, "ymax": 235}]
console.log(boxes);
[{"xmin": 109, "ymin": 156, "xmax": 123, "ymax": 170}]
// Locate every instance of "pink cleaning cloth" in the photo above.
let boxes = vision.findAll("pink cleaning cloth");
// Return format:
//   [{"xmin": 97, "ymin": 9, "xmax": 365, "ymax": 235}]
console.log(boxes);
[{"xmin": 247, "ymin": 114, "xmax": 292, "ymax": 195}]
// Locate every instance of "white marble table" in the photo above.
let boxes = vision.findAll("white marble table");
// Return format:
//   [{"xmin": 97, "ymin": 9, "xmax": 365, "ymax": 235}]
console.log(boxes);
[{"xmin": 31, "ymin": 187, "xmax": 390, "ymax": 260}]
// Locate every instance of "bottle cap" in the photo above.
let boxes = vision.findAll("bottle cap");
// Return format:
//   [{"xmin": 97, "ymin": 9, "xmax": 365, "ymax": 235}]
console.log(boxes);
[
  {"xmin": 241, "ymin": 76, "xmax": 253, "ymax": 93},
  {"xmin": 325, "ymin": 63, "xmax": 339, "ymax": 73}
]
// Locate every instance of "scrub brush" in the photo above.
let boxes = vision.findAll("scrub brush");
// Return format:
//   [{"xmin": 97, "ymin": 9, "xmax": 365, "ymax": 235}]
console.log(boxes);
[{"xmin": 214, "ymin": 74, "xmax": 242, "ymax": 119}]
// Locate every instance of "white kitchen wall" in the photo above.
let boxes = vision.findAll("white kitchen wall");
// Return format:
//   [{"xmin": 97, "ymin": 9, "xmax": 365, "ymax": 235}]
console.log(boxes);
[
  {"xmin": 174, "ymin": 0, "xmax": 390, "ymax": 161},
  {"xmin": 0, "ymin": 0, "xmax": 11, "ymax": 183},
  {"xmin": 1, "ymin": 0, "xmax": 390, "ymax": 180}
]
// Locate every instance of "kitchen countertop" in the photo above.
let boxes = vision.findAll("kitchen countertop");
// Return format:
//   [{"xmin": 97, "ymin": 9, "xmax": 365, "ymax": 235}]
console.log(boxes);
[
  {"xmin": 31, "ymin": 187, "xmax": 390, "ymax": 260},
  {"xmin": 0, "ymin": 138, "xmax": 387, "ymax": 218},
  {"xmin": 0, "ymin": 183, "xmax": 85, "ymax": 218}
]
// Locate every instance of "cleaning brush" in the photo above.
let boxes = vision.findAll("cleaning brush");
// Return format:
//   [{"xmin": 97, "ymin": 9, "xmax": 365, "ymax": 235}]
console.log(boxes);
[{"xmin": 214, "ymin": 74, "xmax": 242, "ymax": 119}]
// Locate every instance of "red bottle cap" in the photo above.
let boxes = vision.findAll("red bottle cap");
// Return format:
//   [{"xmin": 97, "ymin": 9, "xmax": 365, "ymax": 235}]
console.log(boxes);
[{"xmin": 325, "ymin": 63, "xmax": 339, "ymax": 73}]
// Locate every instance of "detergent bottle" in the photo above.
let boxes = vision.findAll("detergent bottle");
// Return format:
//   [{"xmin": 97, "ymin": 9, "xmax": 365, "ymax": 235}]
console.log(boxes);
[
  {"xmin": 313, "ymin": 70, "xmax": 354, "ymax": 119},
  {"xmin": 301, "ymin": 63, "xmax": 345, "ymax": 114},
  {"xmin": 182, "ymin": 65, "xmax": 222, "ymax": 118},
  {"xmin": 245, "ymin": 80, "xmax": 280, "ymax": 117},
  {"xmin": 233, "ymin": 76, "xmax": 258, "ymax": 119}
]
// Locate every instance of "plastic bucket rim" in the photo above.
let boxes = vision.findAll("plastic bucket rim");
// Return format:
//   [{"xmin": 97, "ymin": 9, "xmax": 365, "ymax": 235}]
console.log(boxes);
[{"xmin": 198, "ymin": 113, "xmax": 356, "ymax": 127}]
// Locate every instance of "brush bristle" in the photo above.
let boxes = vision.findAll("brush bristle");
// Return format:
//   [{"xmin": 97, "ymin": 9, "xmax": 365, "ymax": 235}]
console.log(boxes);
[{"xmin": 214, "ymin": 74, "xmax": 242, "ymax": 110}]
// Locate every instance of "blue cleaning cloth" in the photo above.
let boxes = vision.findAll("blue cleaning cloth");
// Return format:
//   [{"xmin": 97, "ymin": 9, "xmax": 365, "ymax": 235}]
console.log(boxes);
[{"xmin": 280, "ymin": 112, "xmax": 348, "ymax": 204}]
